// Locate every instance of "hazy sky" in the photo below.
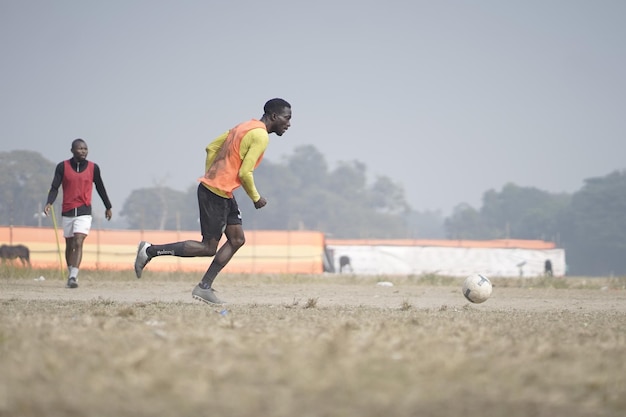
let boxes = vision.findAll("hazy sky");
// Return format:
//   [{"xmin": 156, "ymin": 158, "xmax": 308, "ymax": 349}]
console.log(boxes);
[{"xmin": 1, "ymin": 0, "xmax": 625, "ymax": 217}]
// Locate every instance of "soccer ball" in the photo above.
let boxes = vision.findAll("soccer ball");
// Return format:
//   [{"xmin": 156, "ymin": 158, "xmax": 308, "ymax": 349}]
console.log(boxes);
[{"xmin": 462, "ymin": 273, "xmax": 492, "ymax": 303}]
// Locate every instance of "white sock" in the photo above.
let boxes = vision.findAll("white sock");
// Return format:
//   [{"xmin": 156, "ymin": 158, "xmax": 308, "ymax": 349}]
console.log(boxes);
[{"xmin": 69, "ymin": 266, "xmax": 79, "ymax": 279}]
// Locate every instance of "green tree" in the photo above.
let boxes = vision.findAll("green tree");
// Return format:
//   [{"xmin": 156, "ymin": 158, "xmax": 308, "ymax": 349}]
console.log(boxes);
[
  {"xmin": 286, "ymin": 145, "xmax": 328, "ymax": 189},
  {"xmin": 120, "ymin": 185, "xmax": 194, "ymax": 230},
  {"xmin": 368, "ymin": 175, "xmax": 410, "ymax": 215},
  {"xmin": 559, "ymin": 170, "xmax": 626, "ymax": 275},
  {"xmin": 444, "ymin": 203, "xmax": 484, "ymax": 239},
  {"xmin": 480, "ymin": 183, "xmax": 569, "ymax": 240},
  {"xmin": 444, "ymin": 184, "xmax": 569, "ymax": 241},
  {"xmin": 236, "ymin": 160, "xmax": 299, "ymax": 230},
  {"xmin": 327, "ymin": 161, "xmax": 367, "ymax": 200},
  {"xmin": 0, "ymin": 150, "xmax": 55, "ymax": 226},
  {"xmin": 234, "ymin": 146, "xmax": 412, "ymax": 238}
]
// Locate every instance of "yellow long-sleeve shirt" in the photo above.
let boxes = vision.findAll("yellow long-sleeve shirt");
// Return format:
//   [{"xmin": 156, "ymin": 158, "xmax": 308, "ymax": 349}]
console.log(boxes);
[{"xmin": 199, "ymin": 119, "xmax": 269, "ymax": 202}]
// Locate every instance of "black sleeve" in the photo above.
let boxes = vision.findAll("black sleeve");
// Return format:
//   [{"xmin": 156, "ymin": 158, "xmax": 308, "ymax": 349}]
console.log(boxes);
[
  {"xmin": 93, "ymin": 163, "xmax": 112, "ymax": 209},
  {"xmin": 45, "ymin": 162, "xmax": 64, "ymax": 205}
]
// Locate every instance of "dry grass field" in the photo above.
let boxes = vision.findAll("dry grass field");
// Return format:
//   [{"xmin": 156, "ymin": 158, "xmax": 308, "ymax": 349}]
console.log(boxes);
[{"xmin": 1, "ymin": 267, "xmax": 625, "ymax": 417}]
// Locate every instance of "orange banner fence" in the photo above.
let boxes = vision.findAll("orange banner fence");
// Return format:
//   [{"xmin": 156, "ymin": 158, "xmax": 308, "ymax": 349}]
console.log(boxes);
[
  {"xmin": 0, "ymin": 226, "xmax": 326, "ymax": 274},
  {"xmin": 2, "ymin": 226, "xmax": 563, "ymax": 277}
]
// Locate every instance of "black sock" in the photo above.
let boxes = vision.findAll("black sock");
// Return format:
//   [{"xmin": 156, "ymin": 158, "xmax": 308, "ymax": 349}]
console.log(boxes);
[
  {"xmin": 148, "ymin": 242, "xmax": 187, "ymax": 257},
  {"xmin": 200, "ymin": 261, "xmax": 226, "ymax": 288}
]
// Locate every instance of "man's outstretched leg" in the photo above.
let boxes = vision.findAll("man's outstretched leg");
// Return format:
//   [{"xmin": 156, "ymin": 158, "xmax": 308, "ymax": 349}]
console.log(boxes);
[{"xmin": 134, "ymin": 240, "xmax": 217, "ymax": 278}]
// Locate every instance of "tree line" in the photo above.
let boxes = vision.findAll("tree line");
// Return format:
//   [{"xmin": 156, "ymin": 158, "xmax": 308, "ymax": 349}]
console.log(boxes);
[{"xmin": 1, "ymin": 147, "xmax": 626, "ymax": 276}]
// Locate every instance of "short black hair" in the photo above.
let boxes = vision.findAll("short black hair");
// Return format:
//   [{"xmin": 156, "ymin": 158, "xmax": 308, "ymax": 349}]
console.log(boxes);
[
  {"xmin": 71, "ymin": 138, "xmax": 86, "ymax": 149},
  {"xmin": 264, "ymin": 98, "xmax": 291, "ymax": 115}
]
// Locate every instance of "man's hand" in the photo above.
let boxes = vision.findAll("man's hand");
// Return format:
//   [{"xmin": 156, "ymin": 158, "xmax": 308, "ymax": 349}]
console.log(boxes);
[
  {"xmin": 105, "ymin": 209, "xmax": 113, "ymax": 221},
  {"xmin": 254, "ymin": 197, "xmax": 267, "ymax": 209}
]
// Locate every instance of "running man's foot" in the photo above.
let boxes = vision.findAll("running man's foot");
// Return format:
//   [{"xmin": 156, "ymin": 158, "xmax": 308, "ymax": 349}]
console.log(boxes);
[
  {"xmin": 192, "ymin": 285, "xmax": 225, "ymax": 305},
  {"xmin": 66, "ymin": 277, "xmax": 78, "ymax": 289},
  {"xmin": 134, "ymin": 241, "xmax": 152, "ymax": 278}
]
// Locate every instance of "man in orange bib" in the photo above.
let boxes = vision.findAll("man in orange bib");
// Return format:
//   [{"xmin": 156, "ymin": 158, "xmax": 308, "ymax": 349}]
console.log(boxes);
[{"xmin": 134, "ymin": 98, "xmax": 292, "ymax": 304}]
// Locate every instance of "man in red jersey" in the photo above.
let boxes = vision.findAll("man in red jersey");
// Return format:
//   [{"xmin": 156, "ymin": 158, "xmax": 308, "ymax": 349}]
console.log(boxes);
[
  {"xmin": 134, "ymin": 98, "xmax": 292, "ymax": 304},
  {"xmin": 44, "ymin": 139, "xmax": 113, "ymax": 288}
]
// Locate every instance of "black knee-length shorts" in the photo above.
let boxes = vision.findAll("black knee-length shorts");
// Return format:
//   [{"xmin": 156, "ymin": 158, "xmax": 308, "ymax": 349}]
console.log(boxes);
[{"xmin": 197, "ymin": 184, "xmax": 242, "ymax": 241}]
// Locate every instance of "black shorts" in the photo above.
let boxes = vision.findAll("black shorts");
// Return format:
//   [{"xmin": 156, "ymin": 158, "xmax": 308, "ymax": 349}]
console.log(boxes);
[{"xmin": 197, "ymin": 184, "xmax": 242, "ymax": 241}]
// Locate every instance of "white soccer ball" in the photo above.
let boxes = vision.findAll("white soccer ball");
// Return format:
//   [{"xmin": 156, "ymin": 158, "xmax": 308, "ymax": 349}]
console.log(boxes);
[{"xmin": 462, "ymin": 273, "xmax": 492, "ymax": 304}]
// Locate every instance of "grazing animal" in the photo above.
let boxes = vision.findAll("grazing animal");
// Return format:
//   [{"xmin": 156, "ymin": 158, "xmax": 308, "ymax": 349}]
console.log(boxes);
[
  {"xmin": 0, "ymin": 244, "xmax": 31, "ymax": 267},
  {"xmin": 544, "ymin": 259, "xmax": 553, "ymax": 277},
  {"xmin": 339, "ymin": 255, "xmax": 353, "ymax": 273}
]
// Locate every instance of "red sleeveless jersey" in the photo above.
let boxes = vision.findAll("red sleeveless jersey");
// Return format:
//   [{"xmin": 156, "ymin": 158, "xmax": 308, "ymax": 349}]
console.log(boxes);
[{"xmin": 62, "ymin": 159, "xmax": 95, "ymax": 212}]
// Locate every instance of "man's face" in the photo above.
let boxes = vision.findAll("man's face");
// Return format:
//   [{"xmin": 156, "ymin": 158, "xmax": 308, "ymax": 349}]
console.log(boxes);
[
  {"xmin": 71, "ymin": 141, "xmax": 88, "ymax": 162},
  {"xmin": 272, "ymin": 107, "xmax": 292, "ymax": 136}
]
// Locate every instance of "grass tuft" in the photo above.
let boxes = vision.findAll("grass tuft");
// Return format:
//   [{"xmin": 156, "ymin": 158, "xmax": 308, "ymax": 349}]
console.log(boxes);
[{"xmin": 304, "ymin": 297, "xmax": 318, "ymax": 309}]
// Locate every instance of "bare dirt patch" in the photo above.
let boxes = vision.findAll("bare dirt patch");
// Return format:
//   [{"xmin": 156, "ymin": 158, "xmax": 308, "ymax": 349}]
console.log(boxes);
[{"xmin": 1, "ymin": 271, "xmax": 625, "ymax": 417}]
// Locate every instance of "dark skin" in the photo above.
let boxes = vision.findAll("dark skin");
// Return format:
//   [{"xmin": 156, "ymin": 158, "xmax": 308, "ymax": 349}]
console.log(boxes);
[
  {"xmin": 176, "ymin": 106, "xmax": 292, "ymax": 262},
  {"xmin": 44, "ymin": 140, "xmax": 113, "ymax": 269}
]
